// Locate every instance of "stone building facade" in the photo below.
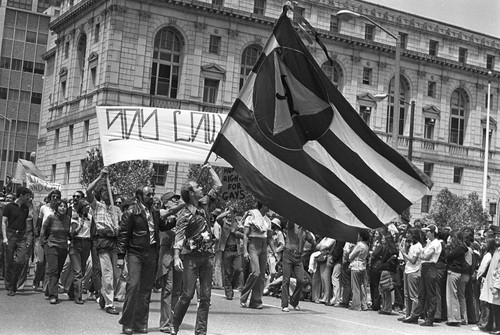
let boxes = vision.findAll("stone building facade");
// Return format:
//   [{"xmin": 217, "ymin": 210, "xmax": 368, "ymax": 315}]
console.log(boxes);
[
  {"xmin": 36, "ymin": 0, "xmax": 500, "ymax": 222},
  {"xmin": 0, "ymin": 0, "xmax": 53, "ymax": 189}
]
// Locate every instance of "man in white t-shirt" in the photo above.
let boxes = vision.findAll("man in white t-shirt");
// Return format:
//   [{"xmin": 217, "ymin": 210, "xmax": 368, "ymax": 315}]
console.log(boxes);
[{"xmin": 403, "ymin": 224, "xmax": 442, "ymax": 327}]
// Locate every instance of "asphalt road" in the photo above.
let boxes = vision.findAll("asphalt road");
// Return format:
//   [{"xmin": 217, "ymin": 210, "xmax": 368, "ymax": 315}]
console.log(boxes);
[{"xmin": 0, "ymin": 279, "xmax": 480, "ymax": 335}]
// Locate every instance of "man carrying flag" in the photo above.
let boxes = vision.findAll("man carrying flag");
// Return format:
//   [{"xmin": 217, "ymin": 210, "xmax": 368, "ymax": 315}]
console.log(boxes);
[{"xmin": 211, "ymin": 4, "xmax": 432, "ymax": 242}]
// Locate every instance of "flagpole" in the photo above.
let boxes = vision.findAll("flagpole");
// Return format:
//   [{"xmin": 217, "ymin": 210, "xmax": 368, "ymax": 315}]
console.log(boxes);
[{"xmin": 482, "ymin": 71, "xmax": 493, "ymax": 209}]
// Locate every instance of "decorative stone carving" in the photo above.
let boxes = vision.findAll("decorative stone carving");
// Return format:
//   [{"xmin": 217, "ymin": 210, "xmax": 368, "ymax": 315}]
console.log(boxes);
[
  {"xmin": 88, "ymin": 51, "xmax": 98, "ymax": 63},
  {"xmin": 87, "ymin": 17, "xmax": 94, "ymax": 25},
  {"xmin": 227, "ymin": 29, "xmax": 238, "ymax": 38},
  {"xmin": 59, "ymin": 67, "xmax": 68, "ymax": 77},
  {"xmin": 139, "ymin": 11, "xmax": 151, "ymax": 19},
  {"xmin": 195, "ymin": 22, "xmax": 207, "ymax": 31},
  {"xmin": 378, "ymin": 61, "xmax": 387, "ymax": 68},
  {"xmin": 418, "ymin": 70, "xmax": 426, "ymax": 77}
]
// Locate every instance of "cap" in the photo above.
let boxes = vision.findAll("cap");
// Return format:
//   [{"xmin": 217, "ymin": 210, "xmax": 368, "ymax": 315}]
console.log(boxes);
[
  {"xmin": 271, "ymin": 218, "xmax": 281, "ymax": 228},
  {"xmin": 422, "ymin": 224, "xmax": 438, "ymax": 234},
  {"xmin": 161, "ymin": 191, "xmax": 180, "ymax": 203}
]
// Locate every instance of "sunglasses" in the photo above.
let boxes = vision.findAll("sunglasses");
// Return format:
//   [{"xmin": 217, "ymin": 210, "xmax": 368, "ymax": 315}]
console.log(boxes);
[
  {"xmin": 51, "ymin": 195, "xmax": 61, "ymax": 199},
  {"xmin": 73, "ymin": 195, "xmax": 82, "ymax": 199},
  {"xmin": 115, "ymin": 201, "xmax": 122, "ymax": 205}
]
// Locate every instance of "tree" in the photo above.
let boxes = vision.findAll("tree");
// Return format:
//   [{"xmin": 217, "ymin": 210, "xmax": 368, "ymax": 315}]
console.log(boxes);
[
  {"xmin": 80, "ymin": 147, "xmax": 154, "ymax": 199},
  {"xmin": 425, "ymin": 188, "xmax": 489, "ymax": 231},
  {"xmin": 187, "ymin": 164, "xmax": 257, "ymax": 215}
]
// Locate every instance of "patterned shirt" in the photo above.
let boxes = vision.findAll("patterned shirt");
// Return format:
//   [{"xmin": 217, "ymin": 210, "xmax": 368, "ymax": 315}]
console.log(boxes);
[{"xmin": 90, "ymin": 199, "xmax": 121, "ymax": 237}]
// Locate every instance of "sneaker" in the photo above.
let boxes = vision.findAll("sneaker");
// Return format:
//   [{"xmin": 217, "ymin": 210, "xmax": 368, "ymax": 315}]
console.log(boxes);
[
  {"xmin": 98, "ymin": 294, "xmax": 105, "ymax": 309},
  {"xmin": 397, "ymin": 316, "xmax": 408, "ymax": 321},
  {"xmin": 402, "ymin": 317, "xmax": 418, "ymax": 324},
  {"xmin": 293, "ymin": 305, "xmax": 301, "ymax": 311},
  {"xmin": 282, "ymin": 307, "xmax": 290, "ymax": 312},
  {"xmin": 159, "ymin": 327, "xmax": 171, "ymax": 333},
  {"xmin": 49, "ymin": 298, "xmax": 58, "ymax": 304},
  {"xmin": 460, "ymin": 320, "xmax": 467, "ymax": 325},
  {"xmin": 105, "ymin": 306, "xmax": 119, "ymax": 315}
]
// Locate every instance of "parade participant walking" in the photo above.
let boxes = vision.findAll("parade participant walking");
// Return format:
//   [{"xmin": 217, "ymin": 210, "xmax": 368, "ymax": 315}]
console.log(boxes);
[
  {"xmin": 2, "ymin": 186, "xmax": 32, "ymax": 296},
  {"xmin": 40, "ymin": 199, "xmax": 71, "ymax": 304},
  {"xmin": 240, "ymin": 202, "xmax": 276, "ymax": 309},
  {"xmin": 87, "ymin": 168, "xmax": 122, "ymax": 315},
  {"xmin": 281, "ymin": 222, "xmax": 314, "ymax": 312},
  {"xmin": 348, "ymin": 229, "xmax": 370, "ymax": 311},
  {"xmin": 215, "ymin": 207, "xmax": 244, "ymax": 300},
  {"xmin": 403, "ymin": 224, "xmax": 442, "ymax": 327},
  {"xmin": 171, "ymin": 163, "xmax": 222, "ymax": 335},
  {"xmin": 117, "ymin": 186, "xmax": 167, "ymax": 335},
  {"xmin": 69, "ymin": 199, "xmax": 94, "ymax": 304}
]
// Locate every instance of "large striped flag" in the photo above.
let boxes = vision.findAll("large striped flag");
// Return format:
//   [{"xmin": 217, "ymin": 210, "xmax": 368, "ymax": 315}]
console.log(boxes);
[{"xmin": 211, "ymin": 8, "xmax": 433, "ymax": 242}]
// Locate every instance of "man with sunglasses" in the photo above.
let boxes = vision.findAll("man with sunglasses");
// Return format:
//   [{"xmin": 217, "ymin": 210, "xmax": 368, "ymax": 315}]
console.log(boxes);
[{"xmin": 87, "ymin": 168, "xmax": 122, "ymax": 315}]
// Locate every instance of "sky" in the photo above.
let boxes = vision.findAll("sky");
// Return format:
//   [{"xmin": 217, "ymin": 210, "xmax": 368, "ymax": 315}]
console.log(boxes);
[{"xmin": 366, "ymin": 0, "xmax": 500, "ymax": 37}]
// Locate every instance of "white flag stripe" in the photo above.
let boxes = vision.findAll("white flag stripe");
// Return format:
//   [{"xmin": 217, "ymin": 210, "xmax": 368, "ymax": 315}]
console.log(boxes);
[
  {"xmin": 302, "ymin": 140, "xmax": 399, "ymax": 223},
  {"xmin": 223, "ymin": 116, "xmax": 370, "ymax": 230},
  {"xmin": 330, "ymin": 105, "xmax": 429, "ymax": 201}
]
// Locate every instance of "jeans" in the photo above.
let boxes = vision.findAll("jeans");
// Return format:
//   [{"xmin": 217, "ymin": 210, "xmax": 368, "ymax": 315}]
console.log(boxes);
[
  {"xmin": 173, "ymin": 251, "xmax": 214, "ymax": 335},
  {"xmin": 411, "ymin": 263, "xmax": 438, "ymax": 322},
  {"xmin": 340, "ymin": 262, "xmax": 352, "ymax": 305},
  {"xmin": 4, "ymin": 230, "xmax": 29, "ymax": 292},
  {"xmin": 458, "ymin": 273, "xmax": 470, "ymax": 323},
  {"xmin": 379, "ymin": 270, "xmax": 394, "ymax": 313},
  {"xmin": 404, "ymin": 271, "xmax": 420, "ymax": 317},
  {"xmin": 240, "ymin": 237, "xmax": 267, "ymax": 307},
  {"xmin": 446, "ymin": 271, "xmax": 461, "ymax": 323},
  {"xmin": 369, "ymin": 267, "xmax": 381, "ymax": 310},
  {"xmin": 351, "ymin": 269, "xmax": 367, "ymax": 310},
  {"xmin": 45, "ymin": 245, "xmax": 68, "ymax": 299},
  {"xmin": 69, "ymin": 238, "xmax": 91, "ymax": 301},
  {"xmin": 120, "ymin": 246, "xmax": 158, "ymax": 330},
  {"xmin": 330, "ymin": 263, "xmax": 342, "ymax": 304},
  {"xmin": 99, "ymin": 250, "xmax": 119, "ymax": 307},
  {"xmin": 159, "ymin": 260, "xmax": 182, "ymax": 330},
  {"xmin": 33, "ymin": 237, "xmax": 45, "ymax": 288},
  {"xmin": 281, "ymin": 248, "xmax": 304, "ymax": 308},
  {"xmin": 222, "ymin": 249, "xmax": 242, "ymax": 299}
]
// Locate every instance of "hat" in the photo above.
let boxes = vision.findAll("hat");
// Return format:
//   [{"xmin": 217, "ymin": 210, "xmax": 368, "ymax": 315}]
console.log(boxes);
[
  {"xmin": 212, "ymin": 208, "xmax": 222, "ymax": 217},
  {"xmin": 422, "ymin": 224, "xmax": 438, "ymax": 234},
  {"xmin": 161, "ymin": 191, "xmax": 180, "ymax": 203},
  {"xmin": 271, "ymin": 218, "xmax": 281, "ymax": 229}
]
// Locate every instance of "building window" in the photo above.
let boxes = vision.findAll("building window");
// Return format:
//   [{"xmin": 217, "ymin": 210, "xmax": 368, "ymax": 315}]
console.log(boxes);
[
  {"xmin": 212, "ymin": 0, "xmax": 223, "ymax": 5},
  {"xmin": 359, "ymin": 106, "xmax": 371, "ymax": 125},
  {"xmin": 11, "ymin": 58, "xmax": 22, "ymax": 71},
  {"xmin": 399, "ymin": 32, "xmax": 408, "ymax": 49},
  {"xmin": 485, "ymin": 93, "xmax": 493, "ymax": 108},
  {"xmin": 427, "ymin": 81, "xmax": 436, "ymax": 97},
  {"xmin": 487, "ymin": 54, "xmax": 495, "ymax": 70},
  {"xmin": 253, "ymin": 0, "xmax": 265, "ymax": 15},
  {"xmin": 423, "ymin": 162, "xmax": 434, "ymax": 177},
  {"xmin": 429, "ymin": 40, "xmax": 438, "ymax": 56},
  {"xmin": 90, "ymin": 67, "xmax": 97, "ymax": 90},
  {"xmin": 449, "ymin": 89, "xmax": 468, "ymax": 145},
  {"xmin": 26, "ymin": 31, "xmax": 36, "ymax": 43},
  {"xmin": 150, "ymin": 28, "xmax": 182, "ymax": 98},
  {"xmin": 458, "ymin": 47, "xmax": 468, "ymax": 63},
  {"xmin": 83, "ymin": 120, "xmax": 89, "ymax": 142},
  {"xmin": 209, "ymin": 35, "xmax": 221, "ymax": 54},
  {"xmin": 453, "ymin": 167, "xmax": 463, "ymax": 183},
  {"xmin": 31, "ymin": 92, "xmax": 42, "ymax": 104},
  {"xmin": 77, "ymin": 34, "xmax": 87, "ymax": 95},
  {"xmin": 424, "ymin": 118, "xmax": 435, "ymax": 140},
  {"xmin": 61, "ymin": 80, "xmax": 67, "ymax": 99},
  {"xmin": 94, "ymin": 23, "xmax": 100, "ymax": 43},
  {"xmin": 152, "ymin": 163, "xmax": 168, "ymax": 186},
  {"xmin": 421, "ymin": 195, "xmax": 432, "ymax": 213},
  {"xmin": 0, "ymin": 57, "xmax": 10, "ymax": 69},
  {"xmin": 20, "ymin": 90, "xmax": 30, "ymax": 103},
  {"xmin": 68, "ymin": 125, "xmax": 74, "ymax": 145},
  {"xmin": 22, "ymin": 60, "xmax": 33, "ymax": 73},
  {"xmin": 365, "ymin": 24, "xmax": 375, "ymax": 41},
  {"xmin": 203, "ymin": 79, "xmax": 219, "ymax": 104},
  {"xmin": 8, "ymin": 89, "xmax": 19, "ymax": 101},
  {"xmin": 54, "ymin": 129, "xmax": 60, "ymax": 149},
  {"xmin": 321, "ymin": 61, "xmax": 343, "ymax": 90},
  {"xmin": 65, "ymin": 162, "xmax": 70, "ymax": 184},
  {"xmin": 362, "ymin": 67, "xmax": 372, "ymax": 85},
  {"xmin": 386, "ymin": 77, "xmax": 409, "ymax": 136},
  {"xmin": 482, "ymin": 128, "xmax": 493, "ymax": 149},
  {"xmin": 490, "ymin": 203, "xmax": 497, "ymax": 218},
  {"xmin": 37, "ymin": 0, "xmax": 51, "ymax": 12},
  {"xmin": 330, "ymin": 15, "xmax": 339, "ymax": 33},
  {"xmin": 51, "ymin": 164, "xmax": 56, "ymax": 182},
  {"xmin": 0, "ymin": 87, "xmax": 7, "ymax": 100},
  {"xmin": 240, "ymin": 44, "xmax": 262, "ymax": 89},
  {"xmin": 34, "ymin": 62, "xmax": 44, "ymax": 75},
  {"xmin": 7, "ymin": 0, "xmax": 32, "ymax": 10},
  {"xmin": 64, "ymin": 41, "xmax": 70, "ymax": 59},
  {"xmin": 37, "ymin": 33, "xmax": 48, "ymax": 45}
]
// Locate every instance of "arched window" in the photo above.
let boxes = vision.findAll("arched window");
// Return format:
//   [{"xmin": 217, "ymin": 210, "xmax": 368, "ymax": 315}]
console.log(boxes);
[
  {"xmin": 386, "ymin": 76, "xmax": 410, "ymax": 135},
  {"xmin": 240, "ymin": 44, "xmax": 262, "ymax": 90},
  {"xmin": 150, "ymin": 27, "xmax": 183, "ymax": 98},
  {"xmin": 321, "ymin": 61, "xmax": 343, "ymax": 90},
  {"xmin": 77, "ymin": 34, "xmax": 86, "ymax": 95},
  {"xmin": 449, "ymin": 89, "xmax": 469, "ymax": 145}
]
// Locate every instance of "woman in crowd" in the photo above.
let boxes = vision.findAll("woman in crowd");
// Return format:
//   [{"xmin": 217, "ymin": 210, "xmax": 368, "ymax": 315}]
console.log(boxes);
[
  {"xmin": 69, "ymin": 199, "xmax": 94, "ymax": 304},
  {"xmin": 475, "ymin": 237, "xmax": 497, "ymax": 331},
  {"xmin": 445, "ymin": 230, "xmax": 468, "ymax": 326},
  {"xmin": 348, "ymin": 230, "xmax": 370, "ymax": 311},
  {"xmin": 377, "ymin": 233, "xmax": 398, "ymax": 315},
  {"xmin": 398, "ymin": 228, "xmax": 423, "ymax": 321},
  {"xmin": 368, "ymin": 229, "xmax": 383, "ymax": 311},
  {"xmin": 311, "ymin": 236, "xmax": 335, "ymax": 304},
  {"xmin": 40, "ymin": 199, "xmax": 71, "ymax": 304}
]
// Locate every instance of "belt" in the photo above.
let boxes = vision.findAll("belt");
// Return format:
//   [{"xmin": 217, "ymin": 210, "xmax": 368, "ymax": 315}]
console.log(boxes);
[
  {"xmin": 225, "ymin": 245, "xmax": 237, "ymax": 252},
  {"xmin": 7, "ymin": 228, "xmax": 25, "ymax": 234}
]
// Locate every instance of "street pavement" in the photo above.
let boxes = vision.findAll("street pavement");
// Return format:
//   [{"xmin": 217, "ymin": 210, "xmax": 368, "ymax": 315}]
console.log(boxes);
[{"xmin": 0, "ymin": 278, "xmax": 480, "ymax": 335}]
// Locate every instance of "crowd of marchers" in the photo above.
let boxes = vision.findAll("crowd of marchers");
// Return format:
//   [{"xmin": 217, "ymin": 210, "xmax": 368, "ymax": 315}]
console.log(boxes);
[{"xmin": 2, "ymin": 167, "xmax": 500, "ymax": 335}]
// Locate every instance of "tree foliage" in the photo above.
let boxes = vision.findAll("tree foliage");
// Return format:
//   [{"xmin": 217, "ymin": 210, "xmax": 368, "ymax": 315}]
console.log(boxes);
[
  {"xmin": 187, "ymin": 164, "xmax": 257, "ymax": 215},
  {"xmin": 80, "ymin": 147, "xmax": 155, "ymax": 199},
  {"xmin": 425, "ymin": 188, "xmax": 489, "ymax": 231}
]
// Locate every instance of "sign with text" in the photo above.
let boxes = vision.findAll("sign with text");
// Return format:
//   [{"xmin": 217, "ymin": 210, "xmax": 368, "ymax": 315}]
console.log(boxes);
[
  {"xmin": 26, "ymin": 173, "xmax": 61, "ymax": 194},
  {"xmin": 96, "ymin": 107, "xmax": 230, "ymax": 167},
  {"xmin": 220, "ymin": 168, "xmax": 247, "ymax": 201}
]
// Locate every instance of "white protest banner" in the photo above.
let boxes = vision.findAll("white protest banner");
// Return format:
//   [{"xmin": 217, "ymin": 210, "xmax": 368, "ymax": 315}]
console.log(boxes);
[
  {"xmin": 26, "ymin": 173, "xmax": 61, "ymax": 194},
  {"xmin": 96, "ymin": 107, "xmax": 230, "ymax": 167},
  {"xmin": 220, "ymin": 167, "xmax": 247, "ymax": 201}
]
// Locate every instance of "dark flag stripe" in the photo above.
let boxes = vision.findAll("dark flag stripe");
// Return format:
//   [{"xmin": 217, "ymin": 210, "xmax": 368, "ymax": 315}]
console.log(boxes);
[
  {"xmin": 318, "ymin": 131, "xmax": 412, "ymax": 213},
  {"xmin": 215, "ymin": 135, "xmax": 369, "ymax": 242}
]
